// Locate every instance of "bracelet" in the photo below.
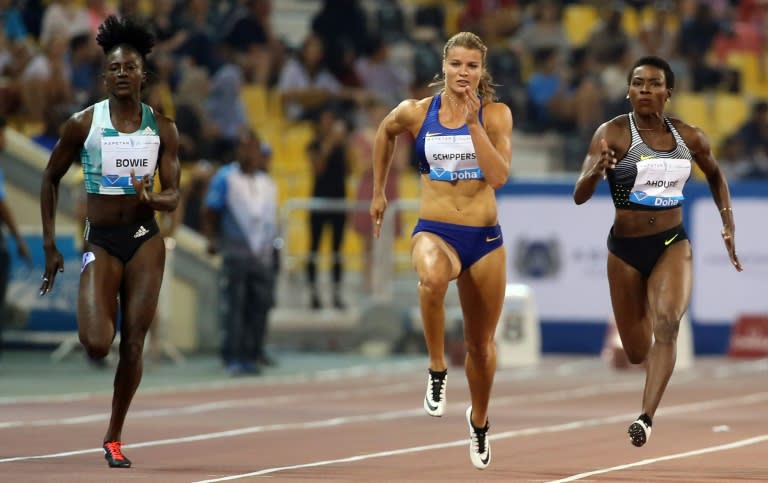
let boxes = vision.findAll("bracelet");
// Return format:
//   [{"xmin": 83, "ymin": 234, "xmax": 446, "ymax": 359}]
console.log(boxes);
[{"xmin": 720, "ymin": 207, "xmax": 732, "ymax": 213}]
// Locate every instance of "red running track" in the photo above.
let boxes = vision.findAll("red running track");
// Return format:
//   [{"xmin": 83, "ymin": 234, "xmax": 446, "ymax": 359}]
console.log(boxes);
[{"xmin": 1, "ymin": 356, "xmax": 766, "ymax": 482}]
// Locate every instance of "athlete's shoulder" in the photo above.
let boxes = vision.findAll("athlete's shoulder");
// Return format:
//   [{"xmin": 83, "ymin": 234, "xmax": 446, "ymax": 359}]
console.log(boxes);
[{"xmin": 60, "ymin": 105, "xmax": 95, "ymax": 140}]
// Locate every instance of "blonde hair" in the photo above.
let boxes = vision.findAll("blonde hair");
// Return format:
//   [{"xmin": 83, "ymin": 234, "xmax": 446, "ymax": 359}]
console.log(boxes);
[{"xmin": 429, "ymin": 31, "xmax": 497, "ymax": 101}]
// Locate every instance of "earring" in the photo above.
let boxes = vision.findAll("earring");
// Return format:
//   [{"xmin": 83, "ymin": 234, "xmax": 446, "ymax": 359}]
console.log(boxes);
[{"xmin": 625, "ymin": 94, "xmax": 630, "ymax": 99}]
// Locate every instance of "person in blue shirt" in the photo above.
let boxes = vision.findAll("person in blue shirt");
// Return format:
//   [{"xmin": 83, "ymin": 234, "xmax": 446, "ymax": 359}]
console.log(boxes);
[{"xmin": 202, "ymin": 129, "xmax": 279, "ymax": 376}]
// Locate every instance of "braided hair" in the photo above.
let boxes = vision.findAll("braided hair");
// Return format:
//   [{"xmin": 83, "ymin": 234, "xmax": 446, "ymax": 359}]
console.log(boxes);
[{"xmin": 95, "ymin": 15, "xmax": 155, "ymax": 61}]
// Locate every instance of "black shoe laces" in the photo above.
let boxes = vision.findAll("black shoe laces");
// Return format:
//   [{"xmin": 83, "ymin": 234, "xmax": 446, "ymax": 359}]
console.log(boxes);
[
  {"xmin": 471, "ymin": 422, "xmax": 489, "ymax": 454},
  {"xmin": 428, "ymin": 371, "xmax": 446, "ymax": 402}
]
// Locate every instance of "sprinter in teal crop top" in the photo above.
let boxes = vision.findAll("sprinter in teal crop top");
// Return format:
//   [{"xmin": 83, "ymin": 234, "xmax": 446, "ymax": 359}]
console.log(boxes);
[{"xmin": 39, "ymin": 15, "xmax": 181, "ymax": 469}]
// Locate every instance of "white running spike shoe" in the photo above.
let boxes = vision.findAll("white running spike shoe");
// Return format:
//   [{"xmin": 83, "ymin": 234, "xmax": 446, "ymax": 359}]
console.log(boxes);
[
  {"xmin": 466, "ymin": 406, "xmax": 491, "ymax": 470},
  {"xmin": 628, "ymin": 417, "xmax": 652, "ymax": 447},
  {"xmin": 423, "ymin": 369, "xmax": 447, "ymax": 417}
]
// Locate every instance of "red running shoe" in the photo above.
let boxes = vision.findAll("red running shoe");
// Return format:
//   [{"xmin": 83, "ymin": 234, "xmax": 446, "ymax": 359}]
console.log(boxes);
[{"xmin": 103, "ymin": 441, "xmax": 132, "ymax": 468}]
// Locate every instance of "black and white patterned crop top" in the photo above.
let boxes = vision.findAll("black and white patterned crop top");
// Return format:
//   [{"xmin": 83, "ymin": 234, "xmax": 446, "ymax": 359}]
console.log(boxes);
[{"xmin": 607, "ymin": 113, "xmax": 693, "ymax": 210}]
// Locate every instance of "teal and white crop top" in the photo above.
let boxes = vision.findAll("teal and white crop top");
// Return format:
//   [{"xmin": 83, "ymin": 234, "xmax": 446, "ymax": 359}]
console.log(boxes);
[
  {"xmin": 80, "ymin": 99, "xmax": 160, "ymax": 195},
  {"xmin": 607, "ymin": 113, "xmax": 693, "ymax": 210}
]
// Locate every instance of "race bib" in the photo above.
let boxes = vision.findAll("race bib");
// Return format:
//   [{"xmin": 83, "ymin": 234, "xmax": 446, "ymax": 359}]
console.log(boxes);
[
  {"xmin": 100, "ymin": 134, "xmax": 160, "ymax": 188},
  {"xmin": 425, "ymin": 134, "xmax": 484, "ymax": 182},
  {"xmin": 629, "ymin": 158, "xmax": 691, "ymax": 208}
]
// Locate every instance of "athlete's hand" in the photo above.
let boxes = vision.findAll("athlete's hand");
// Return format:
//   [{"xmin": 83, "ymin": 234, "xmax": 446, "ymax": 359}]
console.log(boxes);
[
  {"xmin": 40, "ymin": 245, "xmax": 64, "ymax": 296},
  {"xmin": 721, "ymin": 225, "xmax": 743, "ymax": 272},
  {"xmin": 593, "ymin": 138, "xmax": 617, "ymax": 179},
  {"xmin": 370, "ymin": 193, "xmax": 388, "ymax": 239},
  {"xmin": 130, "ymin": 169, "xmax": 152, "ymax": 203},
  {"xmin": 462, "ymin": 86, "xmax": 481, "ymax": 125}
]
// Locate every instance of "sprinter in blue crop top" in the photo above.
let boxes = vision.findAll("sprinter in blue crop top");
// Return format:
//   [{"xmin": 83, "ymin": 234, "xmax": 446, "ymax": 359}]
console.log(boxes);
[
  {"xmin": 370, "ymin": 32, "xmax": 512, "ymax": 470},
  {"xmin": 574, "ymin": 56, "xmax": 742, "ymax": 449},
  {"xmin": 39, "ymin": 16, "xmax": 180, "ymax": 469}
]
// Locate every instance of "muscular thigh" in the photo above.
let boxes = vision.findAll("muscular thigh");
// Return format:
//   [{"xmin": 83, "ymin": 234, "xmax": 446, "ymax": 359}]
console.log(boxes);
[
  {"xmin": 79, "ymin": 243, "xmax": 123, "ymax": 329},
  {"xmin": 457, "ymin": 246, "xmax": 506, "ymax": 342},
  {"xmin": 120, "ymin": 235, "xmax": 166, "ymax": 337},
  {"xmin": 607, "ymin": 252, "xmax": 649, "ymax": 326},
  {"xmin": 410, "ymin": 232, "xmax": 461, "ymax": 282},
  {"xmin": 647, "ymin": 241, "xmax": 692, "ymax": 318}
]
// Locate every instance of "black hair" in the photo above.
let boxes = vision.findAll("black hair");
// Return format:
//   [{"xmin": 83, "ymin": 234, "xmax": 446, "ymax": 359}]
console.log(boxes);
[
  {"xmin": 627, "ymin": 55, "xmax": 675, "ymax": 89},
  {"xmin": 95, "ymin": 15, "xmax": 155, "ymax": 61}
]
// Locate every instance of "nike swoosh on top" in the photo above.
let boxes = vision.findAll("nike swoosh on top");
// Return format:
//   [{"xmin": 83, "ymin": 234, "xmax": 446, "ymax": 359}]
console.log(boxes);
[
  {"xmin": 424, "ymin": 397, "xmax": 438, "ymax": 411},
  {"xmin": 480, "ymin": 451, "xmax": 490, "ymax": 465},
  {"xmin": 664, "ymin": 234, "xmax": 679, "ymax": 246},
  {"xmin": 486, "ymin": 235, "xmax": 501, "ymax": 242},
  {"xmin": 425, "ymin": 131, "xmax": 442, "ymax": 137}
]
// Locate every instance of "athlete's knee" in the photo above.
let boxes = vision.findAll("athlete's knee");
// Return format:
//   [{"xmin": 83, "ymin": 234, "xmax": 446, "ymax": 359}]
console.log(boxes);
[
  {"xmin": 418, "ymin": 274, "xmax": 450, "ymax": 299},
  {"xmin": 624, "ymin": 346, "xmax": 648, "ymax": 365},
  {"xmin": 465, "ymin": 337, "xmax": 495, "ymax": 363},
  {"xmin": 119, "ymin": 336, "xmax": 145, "ymax": 364},
  {"xmin": 79, "ymin": 333, "xmax": 112, "ymax": 360},
  {"xmin": 653, "ymin": 315, "xmax": 680, "ymax": 344}
]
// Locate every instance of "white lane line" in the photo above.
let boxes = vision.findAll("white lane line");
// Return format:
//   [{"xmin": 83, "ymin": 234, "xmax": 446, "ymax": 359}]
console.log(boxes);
[
  {"xmin": 0, "ymin": 360, "xmax": 425, "ymax": 406},
  {"xmin": 546, "ymin": 434, "xmax": 768, "ymax": 483},
  {"xmin": 2, "ymin": 388, "xmax": 765, "ymax": 479},
  {"xmin": 0, "ymin": 367, "xmax": 643, "ymax": 430},
  {"xmin": 0, "ymin": 382, "xmax": 415, "ymax": 429}
]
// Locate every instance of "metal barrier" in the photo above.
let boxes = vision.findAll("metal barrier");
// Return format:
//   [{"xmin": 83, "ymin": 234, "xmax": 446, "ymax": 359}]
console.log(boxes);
[{"xmin": 277, "ymin": 197, "xmax": 420, "ymax": 308}]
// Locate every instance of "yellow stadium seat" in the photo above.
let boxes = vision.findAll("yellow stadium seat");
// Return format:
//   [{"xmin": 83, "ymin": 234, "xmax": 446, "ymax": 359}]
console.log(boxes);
[
  {"xmin": 726, "ymin": 51, "xmax": 768, "ymax": 96},
  {"xmin": 670, "ymin": 92, "xmax": 714, "ymax": 137},
  {"xmin": 713, "ymin": 93, "xmax": 749, "ymax": 140},
  {"xmin": 241, "ymin": 84, "xmax": 269, "ymax": 129},
  {"xmin": 563, "ymin": 5, "xmax": 598, "ymax": 47}
]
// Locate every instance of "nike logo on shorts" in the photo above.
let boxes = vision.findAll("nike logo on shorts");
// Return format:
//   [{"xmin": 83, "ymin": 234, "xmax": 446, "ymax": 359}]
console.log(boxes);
[
  {"xmin": 664, "ymin": 234, "xmax": 679, "ymax": 246},
  {"xmin": 486, "ymin": 234, "xmax": 501, "ymax": 243}
]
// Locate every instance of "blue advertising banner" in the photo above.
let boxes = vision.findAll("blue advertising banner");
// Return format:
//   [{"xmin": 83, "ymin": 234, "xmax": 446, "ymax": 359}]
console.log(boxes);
[{"xmin": 5, "ymin": 230, "xmax": 80, "ymax": 339}]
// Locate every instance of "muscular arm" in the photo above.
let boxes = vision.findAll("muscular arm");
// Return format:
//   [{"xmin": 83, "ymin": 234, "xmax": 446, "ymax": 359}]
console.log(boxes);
[
  {"xmin": 472, "ymin": 102, "xmax": 512, "ymax": 189},
  {"xmin": 678, "ymin": 121, "xmax": 742, "ymax": 271},
  {"xmin": 372, "ymin": 100, "xmax": 419, "ymax": 198},
  {"xmin": 145, "ymin": 116, "xmax": 181, "ymax": 212},
  {"xmin": 573, "ymin": 121, "xmax": 623, "ymax": 205},
  {"xmin": 40, "ymin": 112, "xmax": 89, "ymax": 248},
  {"xmin": 370, "ymin": 99, "xmax": 421, "ymax": 236}
]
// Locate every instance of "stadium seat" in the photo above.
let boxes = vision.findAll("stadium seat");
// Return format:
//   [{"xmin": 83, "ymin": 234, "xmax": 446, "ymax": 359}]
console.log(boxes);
[
  {"xmin": 563, "ymin": 4, "xmax": 598, "ymax": 47},
  {"xmin": 713, "ymin": 93, "xmax": 749, "ymax": 141},
  {"xmin": 241, "ymin": 84, "xmax": 269, "ymax": 129}
]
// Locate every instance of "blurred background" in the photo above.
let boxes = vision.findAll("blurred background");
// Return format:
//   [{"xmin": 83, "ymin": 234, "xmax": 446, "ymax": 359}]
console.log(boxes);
[{"xmin": 1, "ymin": 0, "xmax": 767, "ymax": 369}]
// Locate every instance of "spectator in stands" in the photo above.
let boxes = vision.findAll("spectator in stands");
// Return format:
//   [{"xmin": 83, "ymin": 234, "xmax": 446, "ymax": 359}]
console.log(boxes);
[
  {"xmin": 584, "ymin": 1, "xmax": 632, "ymax": 66},
  {"xmin": 173, "ymin": 65, "xmax": 213, "ymax": 163},
  {"xmin": 508, "ymin": 0, "xmax": 569, "ymax": 63},
  {"xmin": 18, "ymin": 30, "xmax": 73, "ymax": 123},
  {"xmin": 311, "ymin": 0, "xmax": 370, "ymax": 82},
  {"xmin": 173, "ymin": 0, "xmax": 216, "ymax": 74},
  {"xmin": 525, "ymin": 47, "xmax": 570, "ymax": 132},
  {"xmin": 221, "ymin": 0, "xmax": 282, "ymax": 86},
  {"xmin": 276, "ymin": 33, "xmax": 341, "ymax": 122},
  {"xmin": 306, "ymin": 103, "xmax": 349, "ymax": 310},
  {"xmin": 0, "ymin": 117, "xmax": 33, "ymax": 356},
  {"xmin": 355, "ymin": 35, "xmax": 413, "ymax": 109},
  {"xmin": 0, "ymin": 0, "xmax": 29, "ymax": 42},
  {"xmin": 69, "ymin": 32, "xmax": 103, "ymax": 110},
  {"xmin": 370, "ymin": 31, "xmax": 512, "ymax": 470},
  {"xmin": 734, "ymin": 100, "xmax": 768, "ymax": 169},
  {"xmin": 202, "ymin": 129, "xmax": 279, "ymax": 375},
  {"xmin": 39, "ymin": 0, "xmax": 91, "ymax": 47},
  {"xmin": 459, "ymin": 0, "xmax": 519, "ymax": 47},
  {"xmin": 573, "ymin": 55, "xmax": 742, "ymax": 450},
  {"xmin": 349, "ymin": 99, "xmax": 407, "ymax": 294},
  {"xmin": 205, "ymin": 42, "xmax": 249, "ymax": 162},
  {"xmin": 39, "ymin": 16, "xmax": 181, "ymax": 468},
  {"xmin": 31, "ymin": 103, "xmax": 70, "ymax": 151},
  {"xmin": 717, "ymin": 133, "xmax": 764, "ymax": 180}
]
